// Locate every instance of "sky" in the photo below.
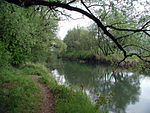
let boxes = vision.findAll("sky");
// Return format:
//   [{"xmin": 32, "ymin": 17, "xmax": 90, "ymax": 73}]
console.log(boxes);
[
  {"xmin": 57, "ymin": 0, "xmax": 149, "ymax": 40},
  {"xmin": 57, "ymin": 9, "xmax": 93, "ymax": 40}
]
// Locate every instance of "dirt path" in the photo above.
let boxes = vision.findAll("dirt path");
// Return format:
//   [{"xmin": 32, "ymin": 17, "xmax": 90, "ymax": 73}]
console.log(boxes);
[{"xmin": 32, "ymin": 76, "xmax": 55, "ymax": 113}]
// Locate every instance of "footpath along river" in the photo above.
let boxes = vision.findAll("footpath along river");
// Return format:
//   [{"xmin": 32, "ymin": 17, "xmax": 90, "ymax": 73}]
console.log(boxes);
[{"xmin": 52, "ymin": 60, "xmax": 150, "ymax": 113}]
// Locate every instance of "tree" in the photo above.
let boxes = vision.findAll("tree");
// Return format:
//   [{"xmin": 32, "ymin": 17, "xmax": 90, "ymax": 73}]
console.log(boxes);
[
  {"xmin": 89, "ymin": 7, "xmax": 143, "ymax": 56},
  {"xmin": 63, "ymin": 27, "xmax": 97, "ymax": 60},
  {"xmin": 4, "ymin": 0, "xmax": 150, "ymax": 63},
  {"xmin": 53, "ymin": 37, "xmax": 67, "ymax": 57},
  {"xmin": 0, "ymin": 0, "xmax": 58, "ymax": 66},
  {"xmin": 64, "ymin": 27, "xmax": 95, "ymax": 51}
]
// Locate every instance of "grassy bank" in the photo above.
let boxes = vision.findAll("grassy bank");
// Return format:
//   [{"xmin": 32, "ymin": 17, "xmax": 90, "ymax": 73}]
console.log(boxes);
[
  {"xmin": 38, "ymin": 64, "xmax": 101, "ymax": 113},
  {"xmin": 40, "ymin": 75, "xmax": 101, "ymax": 113},
  {"xmin": 0, "ymin": 66, "xmax": 41, "ymax": 113},
  {"xmin": 0, "ymin": 63, "xmax": 101, "ymax": 113}
]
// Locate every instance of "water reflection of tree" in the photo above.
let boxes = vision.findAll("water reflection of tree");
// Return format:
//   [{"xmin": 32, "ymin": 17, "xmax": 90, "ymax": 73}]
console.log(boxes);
[
  {"xmin": 91, "ymin": 68, "xmax": 141, "ymax": 113},
  {"xmin": 57, "ymin": 60, "xmax": 99, "ymax": 88},
  {"xmin": 56, "ymin": 61, "xmax": 141, "ymax": 113}
]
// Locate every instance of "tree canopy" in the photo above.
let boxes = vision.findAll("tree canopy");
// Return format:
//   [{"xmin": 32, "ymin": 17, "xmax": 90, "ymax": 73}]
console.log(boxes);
[
  {"xmin": 0, "ymin": 0, "xmax": 66, "ymax": 67},
  {"xmin": 3, "ymin": 0, "xmax": 150, "ymax": 63}
]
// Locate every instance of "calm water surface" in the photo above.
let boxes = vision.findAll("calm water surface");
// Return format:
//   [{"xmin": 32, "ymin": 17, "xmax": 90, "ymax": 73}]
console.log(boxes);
[{"xmin": 52, "ymin": 60, "xmax": 150, "ymax": 113}]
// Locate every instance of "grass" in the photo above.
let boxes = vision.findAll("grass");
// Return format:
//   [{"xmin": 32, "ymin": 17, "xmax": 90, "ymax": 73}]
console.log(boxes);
[
  {"xmin": 40, "ymin": 72, "xmax": 101, "ymax": 113},
  {"xmin": 0, "ymin": 62, "xmax": 102, "ymax": 113},
  {"xmin": 0, "ymin": 66, "xmax": 41, "ymax": 113}
]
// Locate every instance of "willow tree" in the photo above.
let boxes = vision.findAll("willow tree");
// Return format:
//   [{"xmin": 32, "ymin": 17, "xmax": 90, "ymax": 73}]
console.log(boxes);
[{"xmin": 4, "ymin": 0, "xmax": 150, "ymax": 64}]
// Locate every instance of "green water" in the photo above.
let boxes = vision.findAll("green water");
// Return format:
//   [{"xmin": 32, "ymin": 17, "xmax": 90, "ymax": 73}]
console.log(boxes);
[{"xmin": 52, "ymin": 60, "xmax": 150, "ymax": 113}]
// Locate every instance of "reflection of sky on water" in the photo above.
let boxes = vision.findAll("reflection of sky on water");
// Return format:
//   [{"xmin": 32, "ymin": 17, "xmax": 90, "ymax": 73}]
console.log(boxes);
[
  {"xmin": 127, "ymin": 76, "xmax": 150, "ymax": 113},
  {"xmin": 52, "ymin": 69, "xmax": 66, "ymax": 85},
  {"xmin": 52, "ymin": 62, "xmax": 150, "ymax": 113}
]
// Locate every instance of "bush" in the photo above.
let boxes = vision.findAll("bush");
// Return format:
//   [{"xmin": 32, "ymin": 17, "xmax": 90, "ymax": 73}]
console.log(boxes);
[{"xmin": 0, "ymin": 42, "xmax": 11, "ymax": 70}]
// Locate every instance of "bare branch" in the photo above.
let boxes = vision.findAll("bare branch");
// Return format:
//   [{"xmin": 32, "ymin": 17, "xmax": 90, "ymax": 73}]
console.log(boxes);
[
  {"xmin": 141, "ymin": 20, "xmax": 150, "ymax": 29},
  {"xmin": 116, "ymin": 32, "xmax": 135, "ymax": 40},
  {"xmin": 101, "ymin": 11, "xmax": 110, "ymax": 21},
  {"xmin": 108, "ymin": 22, "xmax": 129, "ymax": 26},
  {"xmin": 87, "ymin": 4, "xmax": 103, "ymax": 8},
  {"xmin": 123, "ymin": 44, "xmax": 150, "ymax": 52},
  {"xmin": 80, "ymin": 0, "xmax": 93, "ymax": 15},
  {"xmin": 143, "ymin": 31, "xmax": 150, "ymax": 37},
  {"xmin": 106, "ymin": 25, "xmax": 140, "ymax": 32},
  {"xmin": 118, "ymin": 53, "xmax": 150, "ymax": 65},
  {"xmin": 106, "ymin": 25, "xmax": 150, "ymax": 37},
  {"xmin": 106, "ymin": 25, "xmax": 150, "ymax": 32},
  {"xmin": 67, "ymin": 0, "xmax": 76, "ymax": 5},
  {"xmin": 55, "ymin": 9, "xmax": 84, "ymax": 20}
]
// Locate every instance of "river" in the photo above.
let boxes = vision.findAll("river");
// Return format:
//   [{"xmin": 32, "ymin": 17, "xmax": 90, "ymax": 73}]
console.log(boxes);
[{"xmin": 52, "ymin": 60, "xmax": 150, "ymax": 113}]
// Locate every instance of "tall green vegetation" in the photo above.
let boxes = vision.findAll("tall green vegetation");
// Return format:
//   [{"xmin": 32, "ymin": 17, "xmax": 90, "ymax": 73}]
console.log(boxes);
[
  {"xmin": 0, "ymin": 0, "xmax": 66, "ymax": 68},
  {"xmin": 63, "ymin": 27, "xmax": 97, "ymax": 60},
  {"xmin": 4, "ymin": 0, "xmax": 150, "ymax": 64},
  {"xmin": 61, "ymin": 0, "xmax": 150, "ymax": 67},
  {"xmin": 89, "ymin": 1, "xmax": 148, "ymax": 57},
  {"xmin": 0, "ymin": 2, "xmax": 58, "ymax": 112}
]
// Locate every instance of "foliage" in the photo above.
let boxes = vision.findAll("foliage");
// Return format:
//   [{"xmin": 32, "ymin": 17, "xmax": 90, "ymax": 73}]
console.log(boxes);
[
  {"xmin": 53, "ymin": 37, "xmax": 67, "ymax": 57},
  {"xmin": 95, "ymin": 93, "xmax": 114, "ymax": 108},
  {"xmin": 2, "ymin": 0, "xmax": 150, "ymax": 68},
  {"xmin": 0, "ymin": 2, "xmax": 32, "ymax": 66},
  {"xmin": 64, "ymin": 27, "xmax": 96, "ymax": 52},
  {"xmin": 0, "ymin": 62, "xmax": 101, "ymax": 113},
  {"xmin": 4, "ymin": 0, "xmax": 150, "ymax": 64},
  {"xmin": 64, "ymin": 50, "xmax": 95, "ymax": 60},
  {"xmin": 61, "ymin": 2, "xmax": 150, "ymax": 67},
  {"xmin": 0, "ymin": 41, "xmax": 11, "ymax": 70},
  {"xmin": 0, "ymin": 1, "xmax": 59, "ymax": 66},
  {"xmin": 63, "ymin": 27, "xmax": 98, "ymax": 61},
  {"xmin": 90, "ymin": 5, "xmax": 145, "ymax": 56}
]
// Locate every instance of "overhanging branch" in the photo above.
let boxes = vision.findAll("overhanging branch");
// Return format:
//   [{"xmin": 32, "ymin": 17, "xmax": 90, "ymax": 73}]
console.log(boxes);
[
  {"xmin": 116, "ymin": 32, "xmax": 135, "ymax": 40},
  {"xmin": 106, "ymin": 25, "xmax": 150, "ymax": 37},
  {"xmin": 80, "ymin": 0, "xmax": 92, "ymax": 15},
  {"xmin": 141, "ymin": 20, "xmax": 150, "ymax": 29},
  {"xmin": 118, "ymin": 53, "xmax": 150, "ymax": 65},
  {"xmin": 67, "ymin": 0, "xmax": 76, "ymax": 5},
  {"xmin": 123, "ymin": 44, "xmax": 150, "ymax": 52},
  {"xmin": 5, "ymin": 0, "xmax": 127, "ymax": 57}
]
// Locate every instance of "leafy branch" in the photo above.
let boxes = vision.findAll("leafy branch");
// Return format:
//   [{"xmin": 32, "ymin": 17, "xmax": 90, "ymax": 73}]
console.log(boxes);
[{"xmin": 4, "ymin": 0, "xmax": 150, "ymax": 64}]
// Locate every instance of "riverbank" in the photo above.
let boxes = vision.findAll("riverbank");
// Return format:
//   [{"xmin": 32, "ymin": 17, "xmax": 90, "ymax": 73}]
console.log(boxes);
[
  {"xmin": 52, "ymin": 59, "xmax": 150, "ymax": 113},
  {"xmin": 0, "ymin": 62, "xmax": 101, "ymax": 113},
  {"xmin": 62, "ymin": 52, "xmax": 138, "ymax": 66},
  {"xmin": 61, "ymin": 52, "xmax": 150, "ymax": 74}
]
